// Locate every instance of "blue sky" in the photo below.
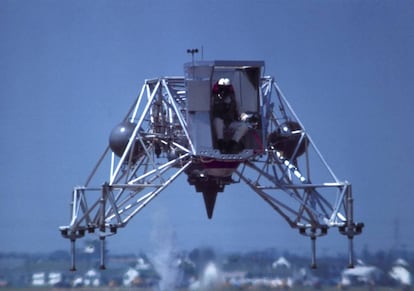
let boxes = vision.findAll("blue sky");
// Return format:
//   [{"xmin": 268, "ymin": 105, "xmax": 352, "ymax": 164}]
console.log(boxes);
[{"xmin": 1, "ymin": 0, "xmax": 414, "ymax": 256}]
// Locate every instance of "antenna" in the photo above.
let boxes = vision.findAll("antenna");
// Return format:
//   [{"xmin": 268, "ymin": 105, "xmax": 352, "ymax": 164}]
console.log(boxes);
[{"xmin": 186, "ymin": 48, "xmax": 199, "ymax": 64}]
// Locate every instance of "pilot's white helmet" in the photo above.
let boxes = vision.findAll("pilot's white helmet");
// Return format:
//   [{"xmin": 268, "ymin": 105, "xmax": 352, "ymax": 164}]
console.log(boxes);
[{"xmin": 218, "ymin": 78, "xmax": 231, "ymax": 86}]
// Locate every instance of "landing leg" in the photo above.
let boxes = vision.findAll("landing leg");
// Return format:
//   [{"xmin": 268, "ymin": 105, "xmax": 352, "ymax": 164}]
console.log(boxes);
[
  {"xmin": 70, "ymin": 239, "xmax": 76, "ymax": 272},
  {"xmin": 99, "ymin": 237, "xmax": 106, "ymax": 270},
  {"xmin": 310, "ymin": 236, "xmax": 317, "ymax": 269}
]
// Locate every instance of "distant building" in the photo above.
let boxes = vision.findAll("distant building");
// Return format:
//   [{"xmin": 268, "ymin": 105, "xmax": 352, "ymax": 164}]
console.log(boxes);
[
  {"xmin": 84, "ymin": 268, "xmax": 101, "ymax": 286},
  {"xmin": 48, "ymin": 272, "xmax": 62, "ymax": 286},
  {"xmin": 31, "ymin": 272, "xmax": 63, "ymax": 286},
  {"xmin": 32, "ymin": 273, "xmax": 45, "ymax": 286},
  {"xmin": 271, "ymin": 256, "xmax": 294, "ymax": 288}
]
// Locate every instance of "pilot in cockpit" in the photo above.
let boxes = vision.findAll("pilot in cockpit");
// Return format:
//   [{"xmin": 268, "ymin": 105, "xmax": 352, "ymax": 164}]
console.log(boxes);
[{"xmin": 211, "ymin": 78, "xmax": 249, "ymax": 154}]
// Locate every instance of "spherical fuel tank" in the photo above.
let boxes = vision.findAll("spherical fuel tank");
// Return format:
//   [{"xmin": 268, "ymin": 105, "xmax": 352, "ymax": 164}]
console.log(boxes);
[
  {"xmin": 109, "ymin": 121, "xmax": 142, "ymax": 161},
  {"xmin": 268, "ymin": 121, "xmax": 306, "ymax": 160}
]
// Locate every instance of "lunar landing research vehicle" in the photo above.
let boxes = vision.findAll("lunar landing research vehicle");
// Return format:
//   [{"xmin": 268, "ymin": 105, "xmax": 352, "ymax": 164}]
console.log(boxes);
[{"xmin": 60, "ymin": 59, "xmax": 363, "ymax": 270}]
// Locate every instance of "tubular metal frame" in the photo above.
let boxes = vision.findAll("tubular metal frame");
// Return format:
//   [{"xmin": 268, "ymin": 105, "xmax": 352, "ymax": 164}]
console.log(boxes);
[{"xmin": 60, "ymin": 76, "xmax": 362, "ymax": 270}]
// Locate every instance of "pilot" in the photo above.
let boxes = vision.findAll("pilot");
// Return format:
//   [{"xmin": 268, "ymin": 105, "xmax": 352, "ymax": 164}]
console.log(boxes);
[{"xmin": 211, "ymin": 78, "xmax": 248, "ymax": 154}]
